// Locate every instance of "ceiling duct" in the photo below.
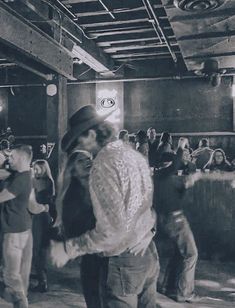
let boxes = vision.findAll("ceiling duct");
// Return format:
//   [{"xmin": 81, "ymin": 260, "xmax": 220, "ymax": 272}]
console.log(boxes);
[{"xmin": 173, "ymin": 0, "xmax": 227, "ymax": 11}]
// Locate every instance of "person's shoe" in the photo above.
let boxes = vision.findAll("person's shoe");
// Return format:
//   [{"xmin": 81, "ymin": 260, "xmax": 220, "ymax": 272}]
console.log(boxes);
[
  {"xmin": 173, "ymin": 294, "xmax": 203, "ymax": 303},
  {"xmin": 30, "ymin": 281, "xmax": 48, "ymax": 293},
  {"xmin": 13, "ymin": 298, "xmax": 28, "ymax": 308},
  {"xmin": 185, "ymin": 294, "xmax": 204, "ymax": 303}
]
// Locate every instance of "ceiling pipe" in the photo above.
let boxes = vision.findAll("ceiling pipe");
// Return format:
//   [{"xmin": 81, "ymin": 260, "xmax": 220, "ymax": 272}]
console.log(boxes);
[
  {"xmin": 142, "ymin": 0, "xmax": 178, "ymax": 63},
  {"xmin": 98, "ymin": 0, "xmax": 115, "ymax": 19},
  {"xmin": 67, "ymin": 75, "xmax": 204, "ymax": 85},
  {"xmin": 141, "ymin": 0, "xmax": 163, "ymax": 44}
]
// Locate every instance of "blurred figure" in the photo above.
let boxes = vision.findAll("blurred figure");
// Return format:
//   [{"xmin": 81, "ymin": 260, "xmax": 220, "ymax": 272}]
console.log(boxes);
[
  {"xmin": 50, "ymin": 105, "xmax": 159, "ymax": 308},
  {"xmin": 118, "ymin": 129, "xmax": 129, "ymax": 144},
  {"xmin": 155, "ymin": 132, "xmax": 174, "ymax": 167},
  {"xmin": 177, "ymin": 138, "xmax": 196, "ymax": 175},
  {"xmin": 0, "ymin": 145, "xmax": 33, "ymax": 308},
  {"xmin": 31, "ymin": 160, "xmax": 56, "ymax": 293},
  {"xmin": 191, "ymin": 138, "xmax": 213, "ymax": 169},
  {"xmin": 154, "ymin": 138, "xmax": 201, "ymax": 303},
  {"xmin": 136, "ymin": 129, "xmax": 149, "ymax": 158},
  {"xmin": 147, "ymin": 127, "xmax": 158, "ymax": 167},
  {"xmin": 39, "ymin": 144, "xmax": 47, "ymax": 160},
  {"xmin": 128, "ymin": 134, "xmax": 136, "ymax": 150},
  {"xmin": 204, "ymin": 148, "xmax": 233, "ymax": 172},
  {"xmin": 58, "ymin": 150, "xmax": 101, "ymax": 308}
]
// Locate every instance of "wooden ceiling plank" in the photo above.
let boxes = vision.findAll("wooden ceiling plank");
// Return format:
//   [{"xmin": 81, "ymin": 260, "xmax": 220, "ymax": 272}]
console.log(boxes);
[
  {"xmin": 89, "ymin": 28, "xmax": 155, "ymax": 38},
  {"xmin": 62, "ymin": 0, "xmax": 98, "ymax": 4},
  {"xmin": 111, "ymin": 50, "xmax": 181, "ymax": 59},
  {"xmin": 80, "ymin": 18, "xmax": 150, "ymax": 28},
  {"xmin": 104, "ymin": 42, "xmax": 179, "ymax": 53}
]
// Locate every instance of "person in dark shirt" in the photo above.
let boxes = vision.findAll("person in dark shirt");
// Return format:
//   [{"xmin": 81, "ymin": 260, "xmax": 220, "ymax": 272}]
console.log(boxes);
[
  {"xmin": 155, "ymin": 131, "xmax": 174, "ymax": 167},
  {"xmin": 147, "ymin": 127, "xmax": 159, "ymax": 167},
  {"xmin": 154, "ymin": 138, "xmax": 201, "ymax": 304},
  {"xmin": 0, "ymin": 144, "xmax": 33, "ymax": 308},
  {"xmin": 57, "ymin": 150, "xmax": 100, "ymax": 308},
  {"xmin": 30, "ymin": 159, "xmax": 56, "ymax": 293}
]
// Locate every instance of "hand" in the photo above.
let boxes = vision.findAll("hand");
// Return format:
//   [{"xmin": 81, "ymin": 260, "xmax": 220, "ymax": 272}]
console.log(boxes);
[
  {"xmin": 129, "ymin": 230, "xmax": 154, "ymax": 257},
  {"xmin": 185, "ymin": 172, "xmax": 202, "ymax": 188},
  {"xmin": 231, "ymin": 180, "xmax": 235, "ymax": 188},
  {"xmin": 48, "ymin": 240, "xmax": 70, "ymax": 268}
]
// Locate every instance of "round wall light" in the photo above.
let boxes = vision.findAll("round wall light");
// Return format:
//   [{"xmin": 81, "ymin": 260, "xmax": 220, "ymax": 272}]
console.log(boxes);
[{"xmin": 46, "ymin": 84, "xmax": 57, "ymax": 96}]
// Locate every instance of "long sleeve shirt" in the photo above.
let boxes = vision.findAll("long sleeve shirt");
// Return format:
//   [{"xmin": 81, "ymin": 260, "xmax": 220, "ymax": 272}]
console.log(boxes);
[{"xmin": 66, "ymin": 140, "xmax": 156, "ymax": 258}]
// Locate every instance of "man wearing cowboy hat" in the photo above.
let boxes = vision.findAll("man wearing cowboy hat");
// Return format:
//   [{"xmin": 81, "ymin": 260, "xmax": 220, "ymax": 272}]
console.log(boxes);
[{"xmin": 50, "ymin": 105, "xmax": 159, "ymax": 307}]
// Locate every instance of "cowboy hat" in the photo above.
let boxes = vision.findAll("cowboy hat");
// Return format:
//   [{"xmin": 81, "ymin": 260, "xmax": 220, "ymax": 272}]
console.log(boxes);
[{"xmin": 61, "ymin": 105, "xmax": 112, "ymax": 152}]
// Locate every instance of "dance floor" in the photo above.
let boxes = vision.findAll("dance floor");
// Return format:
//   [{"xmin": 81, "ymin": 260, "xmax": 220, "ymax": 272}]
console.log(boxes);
[{"xmin": 1, "ymin": 259, "xmax": 235, "ymax": 307}]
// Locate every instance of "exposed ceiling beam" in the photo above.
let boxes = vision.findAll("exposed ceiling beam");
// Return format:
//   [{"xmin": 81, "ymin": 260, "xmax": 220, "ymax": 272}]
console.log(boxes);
[
  {"xmin": 81, "ymin": 18, "xmax": 149, "ymax": 28},
  {"xmin": 62, "ymin": 0, "xmax": 97, "ymax": 4},
  {"xmin": 98, "ymin": 36, "xmax": 177, "ymax": 47},
  {"xmin": 0, "ymin": 1, "xmax": 74, "ymax": 79},
  {"xmin": 5, "ymin": 0, "xmax": 116, "ymax": 75},
  {"xmin": 74, "ymin": 4, "xmax": 166, "ymax": 17},
  {"xmin": 103, "ymin": 42, "xmax": 179, "ymax": 53},
  {"xmin": 89, "ymin": 28, "xmax": 155, "ymax": 38},
  {"xmin": 178, "ymin": 30, "xmax": 235, "ymax": 41},
  {"xmin": 111, "ymin": 51, "xmax": 182, "ymax": 59}
]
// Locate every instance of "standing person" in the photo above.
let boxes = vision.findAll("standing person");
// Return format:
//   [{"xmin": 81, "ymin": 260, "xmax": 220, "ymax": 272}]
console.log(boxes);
[
  {"xmin": 50, "ymin": 105, "xmax": 159, "ymax": 308},
  {"xmin": 155, "ymin": 132, "xmax": 174, "ymax": 167},
  {"xmin": 0, "ymin": 145, "xmax": 33, "ymax": 308},
  {"xmin": 57, "ymin": 150, "xmax": 101, "ymax": 308},
  {"xmin": 30, "ymin": 159, "xmax": 56, "ymax": 293},
  {"xmin": 136, "ymin": 129, "xmax": 149, "ymax": 158},
  {"xmin": 191, "ymin": 138, "xmax": 213, "ymax": 169},
  {"xmin": 154, "ymin": 139, "xmax": 201, "ymax": 303},
  {"xmin": 147, "ymin": 127, "xmax": 158, "ymax": 167},
  {"xmin": 118, "ymin": 129, "xmax": 129, "ymax": 144}
]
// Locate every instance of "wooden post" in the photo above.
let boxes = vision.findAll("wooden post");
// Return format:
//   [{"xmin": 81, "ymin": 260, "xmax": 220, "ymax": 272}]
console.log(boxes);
[
  {"xmin": 47, "ymin": 75, "xmax": 68, "ymax": 179},
  {"xmin": 233, "ymin": 77, "xmax": 235, "ymax": 132}
]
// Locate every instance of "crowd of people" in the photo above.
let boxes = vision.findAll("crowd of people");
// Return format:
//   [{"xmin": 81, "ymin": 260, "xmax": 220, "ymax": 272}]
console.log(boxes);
[{"xmin": 0, "ymin": 105, "xmax": 234, "ymax": 308}]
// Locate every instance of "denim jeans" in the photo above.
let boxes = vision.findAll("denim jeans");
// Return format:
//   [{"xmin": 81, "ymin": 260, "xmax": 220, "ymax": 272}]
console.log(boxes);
[
  {"xmin": 80, "ymin": 254, "xmax": 102, "ymax": 308},
  {"xmin": 160, "ymin": 212, "xmax": 198, "ymax": 299},
  {"xmin": 100, "ymin": 241, "xmax": 159, "ymax": 308},
  {"xmin": 2, "ymin": 230, "xmax": 33, "ymax": 304},
  {"xmin": 32, "ymin": 213, "xmax": 51, "ymax": 284}
]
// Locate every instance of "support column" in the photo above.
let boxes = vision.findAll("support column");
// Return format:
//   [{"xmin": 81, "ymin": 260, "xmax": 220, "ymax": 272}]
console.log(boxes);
[
  {"xmin": 47, "ymin": 75, "xmax": 68, "ymax": 179},
  {"xmin": 233, "ymin": 77, "xmax": 235, "ymax": 131}
]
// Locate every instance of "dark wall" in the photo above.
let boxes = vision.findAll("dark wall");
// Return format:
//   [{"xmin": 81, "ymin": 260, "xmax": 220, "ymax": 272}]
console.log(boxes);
[
  {"xmin": 8, "ymin": 86, "xmax": 46, "ymax": 136},
  {"xmin": 124, "ymin": 77, "xmax": 233, "ymax": 133}
]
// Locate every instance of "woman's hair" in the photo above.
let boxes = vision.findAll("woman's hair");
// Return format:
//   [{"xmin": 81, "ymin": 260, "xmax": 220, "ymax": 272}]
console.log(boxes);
[
  {"xmin": 159, "ymin": 132, "xmax": 172, "ymax": 145},
  {"xmin": 32, "ymin": 159, "xmax": 55, "ymax": 195},
  {"xmin": 55, "ymin": 150, "xmax": 92, "ymax": 226},
  {"xmin": 118, "ymin": 129, "xmax": 128, "ymax": 140},
  {"xmin": 204, "ymin": 148, "xmax": 230, "ymax": 169},
  {"xmin": 136, "ymin": 130, "xmax": 148, "ymax": 144}
]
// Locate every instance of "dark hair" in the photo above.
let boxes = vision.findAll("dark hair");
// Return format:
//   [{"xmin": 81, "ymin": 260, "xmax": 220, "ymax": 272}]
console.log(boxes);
[
  {"xmin": 160, "ymin": 132, "xmax": 172, "ymax": 144},
  {"xmin": 200, "ymin": 138, "xmax": 209, "ymax": 148},
  {"xmin": 118, "ymin": 130, "xmax": 128, "ymax": 140},
  {"xmin": 136, "ymin": 130, "xmax": 147, "ymax": 144},
  {"xmin": 66, "ymin": 121, "xmax": 116, "ymax": 155},
  {"xmin": 129, "ymin": 135, "xmax": 136, "ymax": 143}
]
